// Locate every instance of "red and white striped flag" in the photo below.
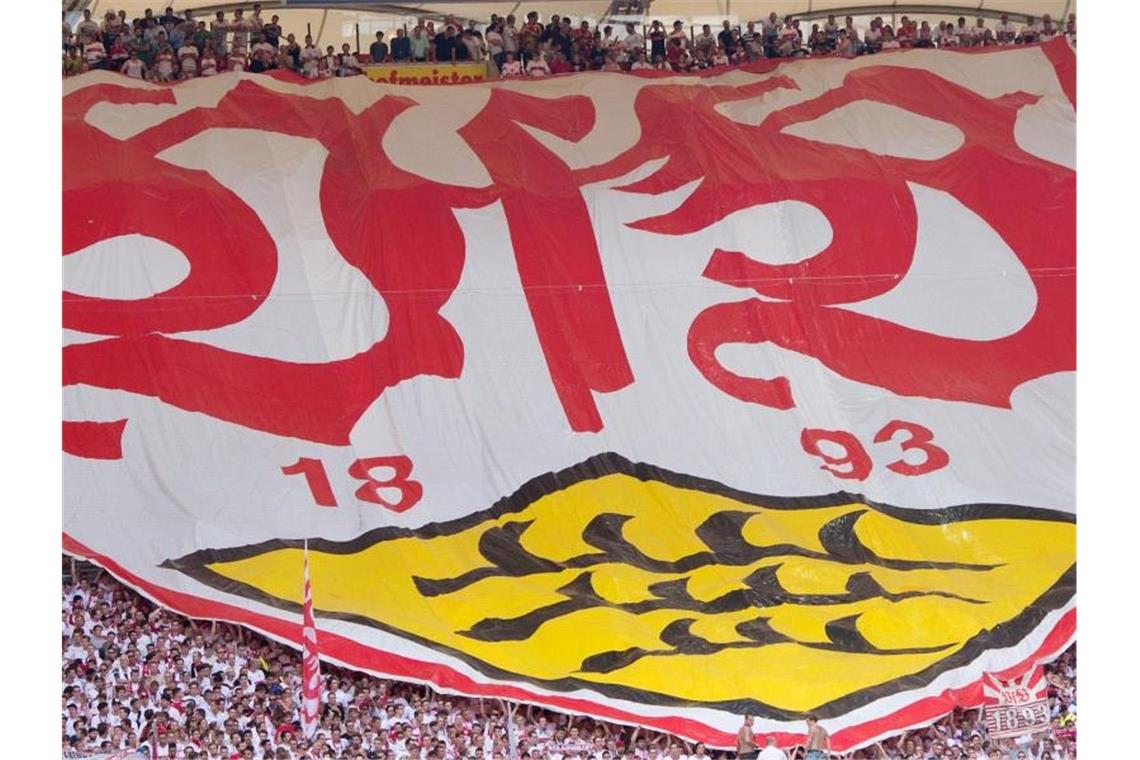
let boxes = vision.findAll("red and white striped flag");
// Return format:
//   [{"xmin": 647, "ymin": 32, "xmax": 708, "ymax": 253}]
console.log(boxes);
[{"xmin": 300, "ymin": 540, "xmax": 322, "ymax": 739}]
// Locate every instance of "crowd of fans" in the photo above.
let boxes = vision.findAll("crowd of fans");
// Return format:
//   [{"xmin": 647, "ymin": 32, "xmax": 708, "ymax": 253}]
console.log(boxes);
[
  {"xmin": 62, "ymin": 561, "xmax": 1077, "ymax": 759},
  {"xmin": 61, "ymin": 6, "xmax": 1076, "ymax": 80}
]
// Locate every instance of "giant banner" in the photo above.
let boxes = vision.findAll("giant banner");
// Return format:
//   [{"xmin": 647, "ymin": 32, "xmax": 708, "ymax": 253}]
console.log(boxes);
[{"xmin": 62, "ymin": 40, "xmax": 1076, "ymax": 752}]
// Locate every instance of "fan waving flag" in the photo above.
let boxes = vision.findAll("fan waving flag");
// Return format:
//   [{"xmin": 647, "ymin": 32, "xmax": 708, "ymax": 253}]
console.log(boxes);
[
  {"xmin": 62, "ymin": 38, "xmax": 1076, "ymax": 753},
  {"xmin": 301, "ymin": 541, "xmax": 322, "ymax": 739},
  {"xmin": 982, "ymin": 665, "xmax": 1051, "ymax": 739}
]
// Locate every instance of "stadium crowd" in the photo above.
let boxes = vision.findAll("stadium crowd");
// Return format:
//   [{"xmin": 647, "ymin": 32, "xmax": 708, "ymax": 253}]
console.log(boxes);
[
  {"xmin": 63, "ymin": 561, "xmax": 1077, "ymax": 760},
  {"xmin": 62, "ymin": 5, "xmax": 1076, "ymax": 80}
]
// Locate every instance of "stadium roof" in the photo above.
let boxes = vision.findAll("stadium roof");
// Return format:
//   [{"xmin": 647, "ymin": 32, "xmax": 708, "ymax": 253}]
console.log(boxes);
[
  {"xmin": 70, "ymin": 0, "xmax": 1074, "ymax": 50},
  {"xmin": 73, "ymin": 1, "xmax": 1077, "ymax": 22}
]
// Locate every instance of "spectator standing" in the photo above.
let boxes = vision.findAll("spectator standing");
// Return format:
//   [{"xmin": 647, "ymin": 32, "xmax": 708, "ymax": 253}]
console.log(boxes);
[
  {"xmin": 178, "ymin": 38, "xmax": 199, "ymax": 78},
  {"xmin": 200, "ymin": 47, "xmax": 219, "ymax": 76},
  {"xmin": 1020, "ymin": 15, "xmax": 1041, "ymax": 43},
  {"xmin": 896, "ymin": 17, "xmax": 915, "ymax": 47},
  {"xmin": 669, "ymin": 20, "xmax": 689, "ymax": 50},
  {"xmin": 762, "ymin": 12, "xmax": 780, "ymax": 56},
  {"xmin": 864, "ymin": 17, "xmax": 883, "ymax": 53},
  {"xmin": 160, "ymin": 6, "xmax": 182, "ymax": 28},
  {"xmin": 996, "ymin": 13, "xmax": 1017, "ymax": 44},
  {"xmin": 916, "ymin": 22, "xmax": 934, "ymax": 48},
  {"xmin": 500, "ymin": 51, "xmax": 523, "ymax": 78},
  {"xmin": 823, "ymin": 14, "xmax": 839, "ymax": 49},
  {"xmin": 228, "ymin": 47, "xmax": 248, "ymax": 72},
  {"xmin": 519, "ymin": 12, "xmax": 543, "ymax": 61},
  {"xmin": 409, "ymin": 25, "xmax": 429, "ymax": 62},
  {"xmin": 434, "ymin": 25, "xmax": 458, "ymax": 63},
  {"xmin": 63, "ymin": 12, "xmax": 72, "ymax": 50},
  {"xmin": 805, "ymin": 715, "xmax": 830, "ymax": 760},
  {"xmin": 77, "ymin": 10, "xmax": 100, "ymax": 44},
  {"xmin": 549, "ymin": 51, "xmax": 573, "ymax": 74},
  {"xmin": 190, "ymin": 21, "xmax": 209, "ymax": 55},
  {"xmin": 84, "ymin": 35, "xmax": 108, "ymax": 70},
  {"xmin": 778, "ymin": 16, "xmax": 799, "ymax": 56},
  {"xmin": 154, "ymin": 44, "xmax": 177, "ymax": 81},
  {"xmin": 808, "ymin": 24, "xmax": 828, "ymax": 55},
  {"xmin": 741, "ymin": 21, "xmax": 761, "ymax": 60},
  {"xmin": 526, "ymin": 52, "xmax": 550, "ymax": 77},
  {"xmin": 284, "ymin": 33, "xmax": 301, "ymax": 69},
  {"xmin": 338, "ymin": 44, "xmax": 362, "ymax": 76},
  {"xmin": 461, "ymin": 29, "xmax": 484, "ymax": 61},
  {"xmin": 263, "ymin": 15, "xmax": 283, "ymax": 47},
  {"xmin": 121, "ymin": 51, "xmax": 147, "ymax": 79},
  {"xmin": 391, "ymin": 28, "xmax": 410, "ymax": 62},
  {"xmin": 843, "ymin": 16, "xmax": 861, "ymax": 52},
  {"xmin": 718, "ymin": 19, "xmax": 736, "ymax": 59},
  {"xmin": 737, "ymin": 715, "xmax": 758, "ymax": 759},
  {"xmin": 250, "ymin": 33, "xmax": 276, "ymax": 72},
  {"xmin": 972, "ymin": 17, "xmax": 989, "ymax": 46},
  {"xmin": 954, "ymin": 16, "xmax": 970, "ymax": 42},
  {"xmin": 64, "ymin": 46, "xmax": 86, "ymax": 76},
  {"xmin": 210, "ymin": 11, "xmax": 229, "ymax": 55},
  {"xmin": 624, "ymin": 23, "xmax": 646, "ymax": 62},
  {"xmin": 502, "ymin": 15, "xmax": 519, "ymax": 60},
  {"xmin": 666, "ymin": 37, "xmax": 689, "ymax": 70},
  {"xmin": 300, "ymin": 35, "xmax": 321, "ymax": 78},
  {"xmin": 694, "ymin": 24, "xmax": 716, "ymax": 57},
  {"xmin": 109, "ymin": 36, "xmax": 130, "ymax": 70},
  {"xmin": 649, "ymin": 20, "xmax": 667, "ymax": 61},
  {"xmin": 835, "ymin": 29, "xmax": 856, "ymax": 58},
  {"xmin": 231, "ymin": 8, "xmax": 253, "ymax": 56},
  {"xmin": 757, "ymin": 736, "xmax": 788, "ymax": 760},
  {"xmin": 485, "ymin": 23, "xmax": 504, "ymax": 68},
  {"xmin": 369, "ymin": 32, "xmax": 389, "ymax": 63}
]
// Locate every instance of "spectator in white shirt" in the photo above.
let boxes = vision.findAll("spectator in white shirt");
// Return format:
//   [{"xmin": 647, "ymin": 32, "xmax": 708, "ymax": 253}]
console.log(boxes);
[
  {"xmin": 757, "ymin": 736, "xmax": 788, "ymax": 760},
  {"xmin": 995, "ymin": 14, "xmax": 1017, "ymax": 44}
]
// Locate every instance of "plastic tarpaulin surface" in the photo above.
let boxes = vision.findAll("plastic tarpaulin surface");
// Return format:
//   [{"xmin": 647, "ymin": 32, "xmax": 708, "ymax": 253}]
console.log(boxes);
[{"xmin": 62, "ymin": 40, "xmax": 1076, "ymax": 752}]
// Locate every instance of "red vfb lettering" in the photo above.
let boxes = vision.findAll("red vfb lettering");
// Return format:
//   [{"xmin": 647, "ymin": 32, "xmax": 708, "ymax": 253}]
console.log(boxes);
[
  {"xmin": 64, "ymin": 82, "xmax": 466, "ymax": 447},
  {"xmin": 579, "ymin": 66, "xmax": 1074, "ymax": 410},
  {"xmin": 282, "ymin": 457, "xmax": 338, "ymax": 508},
  {"xmin": 64, "ymin": 82, "xmax": 634, "ymax": 453}
]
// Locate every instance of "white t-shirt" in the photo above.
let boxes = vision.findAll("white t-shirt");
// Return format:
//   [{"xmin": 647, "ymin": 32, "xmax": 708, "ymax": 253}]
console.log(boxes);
[
  {"xmin": 526, "ymin": 58, "xmax": 550, "ymax": 77},
  {"xmin": 123, "ymin": 58, "xmax": 146, "ymax": 78},
  {"xmin": 485, "ymin": 30, "xmax": 504, "ymax": 55},
  {"xmin": 231, "ymin": 17, "xmax": 253, "ymax": 48},
  {"xmin": 252, "ymin": 41, "xmax": 275, "ymax": 63},
  {"xmin": 502, "ymin": 26, "xmax": 518, "ymax": 52},
  {"xmin": 757, "ymin": 746, "xmax": 788, "ymax": 760},
  {"xmin": 84, "ymin": 41, "xmax": 107, "ymax": 63},
  {"xmin": 301, "ymin": 45, "xmax": 321, "ymax": 65}
]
